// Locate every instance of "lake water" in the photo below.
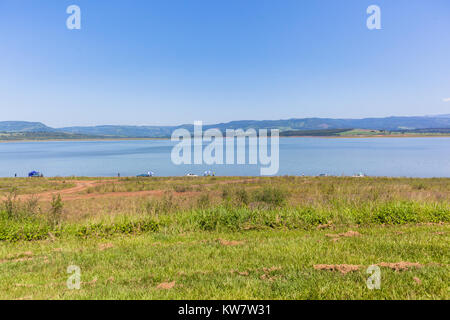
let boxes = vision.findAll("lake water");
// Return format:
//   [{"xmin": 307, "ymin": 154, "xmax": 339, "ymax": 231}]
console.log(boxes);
[{"xmin": 0, "ymin": 137, "xmax": 449, "ymax": 178}]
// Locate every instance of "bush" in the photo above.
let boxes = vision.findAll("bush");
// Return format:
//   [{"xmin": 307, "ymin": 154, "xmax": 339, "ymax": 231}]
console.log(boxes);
[
  {"xmin": 192, "ymin": 205, "xmax": 330, "ymax": 231},
  {"xmin": 3, "ymin": 189, "xmax": 18, "ymax": 219},
  {"xmin": 2, "ymin": 189, "xmax": 40, "ymax": 221},
  {"xmin": 235, "ymin": 188, "xmax": 249, "ymax": 205},
  {"xmin": 173, "ymin": 185, "xmax": 192, "ymax": 193},
  {"xmin": 48, "ymin": 194, "xmax": 64, "ymax": 227},
  {"xmin": 254, "ymin": 187, "xmax": 288, "ymax": 206},
  {"xmin": 197, "ymin": 194, "xmax": 211, "ymax": 208},
  {"xmin": 142, "ymin": 194, "xmax": 179, "ymax": 215},
  {"xmin": 75, "ymin": 218, "xmax": 159, "ymax": 238},
  {"xmin": 371, "ymin": 201, "xmax": 450, "ymax": 224}
]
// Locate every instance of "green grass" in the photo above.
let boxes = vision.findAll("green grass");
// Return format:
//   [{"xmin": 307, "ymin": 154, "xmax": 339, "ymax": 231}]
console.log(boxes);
[
  {"xmin": 0, "ymin": 176, "xmax": 449, "ymax": 299},
  {"xmin": 0, "ymin": 178, "xmax": 76, "ymax": 195},
  {"xmin": 0, "ymin": 224, "xmax": 448, "ymax": 299}
]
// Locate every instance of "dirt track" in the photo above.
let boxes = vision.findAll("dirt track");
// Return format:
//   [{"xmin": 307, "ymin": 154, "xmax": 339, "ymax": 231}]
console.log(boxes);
[
  {"xmin": 16, "ymin": 180, "xmax": 112, "ymax": 201},
  {"xmin": 14, "ymin": 178, "xmax": 258, "ymax": 202}
]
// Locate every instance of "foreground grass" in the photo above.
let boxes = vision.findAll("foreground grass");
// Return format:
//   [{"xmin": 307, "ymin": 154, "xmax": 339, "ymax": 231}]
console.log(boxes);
[
  {"xmin": 0, "ymin": 177, "xmax": 448, "ymax": 299},
  {"xmin": 0, "ymin": 224, "xmax": 448, "ymax": 299}
]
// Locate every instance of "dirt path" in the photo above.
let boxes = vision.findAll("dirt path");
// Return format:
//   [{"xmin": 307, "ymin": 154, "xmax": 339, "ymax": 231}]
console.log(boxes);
[
  {"xmin": 16, "ymin": 180, "xmax": 111, "ymax": 201},
  {"xmin": 12, "ymin": 178, "xmax": 260, "ymax": 202}
]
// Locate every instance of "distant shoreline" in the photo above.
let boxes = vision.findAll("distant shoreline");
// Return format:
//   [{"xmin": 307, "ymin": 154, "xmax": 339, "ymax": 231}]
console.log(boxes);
[
  {"xmin": 0, "ymin": 137, "xmax": 169, "ymax": 143},
  {"xmin": 1, "ymin": 134, "xmax": 450, "ymax": 143}
]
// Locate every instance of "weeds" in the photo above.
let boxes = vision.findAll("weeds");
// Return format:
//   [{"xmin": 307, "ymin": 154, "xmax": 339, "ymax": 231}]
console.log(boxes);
[
  {"xmin": 48, "ymin": 194, "xmax": 64, "ymax": 227},
  {"xmin": 254, "ymin": 186, "xmax": 288, "ymax": 206},
  {"xmin": 3, "ymin": 189, "xmax": 18, "ymax": 219},
  {"xmin": 0, "ymin": 177, "xmax": 449, "ymax": 242},
  {"xmin": 2, "ymin": 189, "xmax": 40, "ymax": 220},
  {"xmin": 197, "ymin": 194, "xmax": 211, "ymax": 208}
]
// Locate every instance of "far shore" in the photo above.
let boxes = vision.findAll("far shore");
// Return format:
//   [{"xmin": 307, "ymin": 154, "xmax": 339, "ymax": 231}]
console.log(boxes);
[{"xmin": 1, "ymin": 134, "xmax": 450, "ymax": 143}]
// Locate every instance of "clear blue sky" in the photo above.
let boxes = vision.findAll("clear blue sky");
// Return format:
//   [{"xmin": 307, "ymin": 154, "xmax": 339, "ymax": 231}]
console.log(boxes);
[{"xmin": 1, "ymin": 0, "xmax": 449, "ymax": 127}]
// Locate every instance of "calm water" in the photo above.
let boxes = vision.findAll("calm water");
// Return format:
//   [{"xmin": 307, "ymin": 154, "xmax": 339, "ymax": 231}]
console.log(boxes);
[{"xmin": 0, "ymin": 138, "xmax": 449, "ymax": 178}]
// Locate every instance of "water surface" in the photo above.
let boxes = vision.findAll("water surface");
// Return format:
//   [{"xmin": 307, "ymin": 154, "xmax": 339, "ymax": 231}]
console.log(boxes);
[{"xmin": 0, "ymin": 137, "xmax": 449, "ymax": 177}]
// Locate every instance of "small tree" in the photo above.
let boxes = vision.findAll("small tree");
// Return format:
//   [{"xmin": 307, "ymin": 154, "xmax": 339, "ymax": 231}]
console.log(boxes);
[
  {"xmin": 48, "ymin": 194, "xmax": 64, "ymax": 227},
  {"xmin": 3, "ymin": 188, "xmax": 18, "ymax": 219}
]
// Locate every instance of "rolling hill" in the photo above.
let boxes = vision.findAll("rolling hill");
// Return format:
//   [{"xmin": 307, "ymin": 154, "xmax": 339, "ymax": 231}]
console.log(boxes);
[{"xmin": 1, "ymin": 115, "xmax": 450, "ymax": 138}]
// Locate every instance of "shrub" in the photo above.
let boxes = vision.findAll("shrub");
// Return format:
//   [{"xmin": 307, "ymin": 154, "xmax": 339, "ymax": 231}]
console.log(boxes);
[
  {"xmin": 235, "ymin": 188, "xmax": 249, "ymax": 205},
  {"xmin": 197, "ymin": 194, "xmax": 211, "ymax": 208},
  {"xmin": 173, "ymin": 185, "xmax": 192, "ymax": 193},
  {"xmin": 370, "ymin": 201, "xmax": 450, "ymax": 224},
  {"xmin": 48, "ymin": 194, "xmax": 64, "ymax": 227},
  {"xmin": 221, "ymin": 187, "xmax": 231, "ymax": 200},
  {"xmin": 254, "ymin": 187, "xmax": 288, "ymax": 206},
  {"xmin": 3, "ymin": 189, "xmax": 18, "ymax": 219}
]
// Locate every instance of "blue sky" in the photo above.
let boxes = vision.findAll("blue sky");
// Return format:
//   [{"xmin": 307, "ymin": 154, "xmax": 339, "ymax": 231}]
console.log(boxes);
[{"xmin": 0, "ymin": 0, "xmax": 449, "ymax": 127}]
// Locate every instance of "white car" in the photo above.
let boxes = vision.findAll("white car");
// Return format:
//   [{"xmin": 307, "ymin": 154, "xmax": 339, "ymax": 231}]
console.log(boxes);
[{"xmin": 186, "ymin": 173, "xmax": 198, "ymax": 177}]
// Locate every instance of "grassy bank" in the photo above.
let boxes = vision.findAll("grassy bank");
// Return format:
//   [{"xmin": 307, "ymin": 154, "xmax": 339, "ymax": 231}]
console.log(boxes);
[
  {"xmin": 1, "ymin": 225, "xmax": 448, "ymax": 299},
  {"xmin": 0, "ymin": 177, "xmax": 448, "ymax": 299}
]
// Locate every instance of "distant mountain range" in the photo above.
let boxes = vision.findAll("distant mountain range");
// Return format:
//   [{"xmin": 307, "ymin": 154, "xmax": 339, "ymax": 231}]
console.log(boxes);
[
  {"xmin": 0, "ymin": 121, "xmax": 57, "ymax": 133},
  {"xmin": 1, "ymin": 115, "xmax": 450, "ymax": 138}
]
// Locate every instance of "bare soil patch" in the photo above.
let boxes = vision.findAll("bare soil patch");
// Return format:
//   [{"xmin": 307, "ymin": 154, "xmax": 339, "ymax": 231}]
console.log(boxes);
[
  {"xmin": 98, "ymin": 243, "xmax": 114, "ymax": 251},
  {"xmin": 157, "ymin": 281, "xmax": 176, "ymax": 290},
  {"xmin": 313, "ymin": 264, "xmax": 360, "ymax": 274},
  {"xmin": 376, "ymin": 262, "xmax": 423, "ymax": 271},
  {"xmin": 317, "ymin": 221, "xmax": 334, "ymax": 230},
  {"xmin": 325, "ymin": 230, "xmax": 361, "ymax": 242},
  {"xmin": 218, "ymin": 239, "xmax": 245, "ymax": 246}
]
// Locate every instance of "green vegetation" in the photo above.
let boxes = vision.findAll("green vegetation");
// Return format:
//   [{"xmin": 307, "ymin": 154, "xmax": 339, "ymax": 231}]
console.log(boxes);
[
  {"xmin": 1, "ymin": 117, "xmax": 450, "ymax": 140},
  {"xmin": 0, "ymin": 131, "xmax": 112, "ymax": 141},
  {"xmin": 0, "ymin": 178, "xmax": 76, "ymax": 196},
  {"xmin": 280, "ymin": 129, "xmax": 351, "ymax": 137},
  {"xmin": 338, "ymin": 128, "xmax": 450, "ymax": 137},
  {"xmin": 0, "ymin": 176, "xmax": 448, "ymax": 299}
]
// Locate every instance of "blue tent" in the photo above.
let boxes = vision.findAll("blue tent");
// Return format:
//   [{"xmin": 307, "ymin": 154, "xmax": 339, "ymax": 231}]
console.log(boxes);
[{"xmin": 28, "ymin": 171, "xmax": 42, "ymax": 177}]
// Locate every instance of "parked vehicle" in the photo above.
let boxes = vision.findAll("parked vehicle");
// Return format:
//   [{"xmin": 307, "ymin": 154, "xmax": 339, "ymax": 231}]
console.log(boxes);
[
  {"xmin": 136, "ymin": 171, "xmax": 154, "ymax": 177},
  {"xmin": 28, "ymin": 171, "xmax": 43, "ymax": 177},
  {"xmin": 203, "ymin": 170, "xmax": 215, "ymax": 177},
  {"xmin": 353, "ymin": 172, "xmax": 366, "ymax": 177}
]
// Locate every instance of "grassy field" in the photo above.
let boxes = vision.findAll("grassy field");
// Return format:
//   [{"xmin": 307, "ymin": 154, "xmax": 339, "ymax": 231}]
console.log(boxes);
[{"xmin": 0, "ymin": 176, "xmax": 448, "ymax": 299}]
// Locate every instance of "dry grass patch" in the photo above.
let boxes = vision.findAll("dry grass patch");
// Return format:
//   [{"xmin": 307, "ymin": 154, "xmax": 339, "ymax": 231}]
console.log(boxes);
[
  {"xmin": 98, "ymin": 243, "xmax": 114, "ymax": 251},
  {"xmin": 157, "ymin": 281, "xmax": 176, "ymax": 290},
  {"xmin": 325, "ymin": 230, "xmax": 361, "ymax": 242},
  {"xmin": 376, "ymin": 262, "xmax": 423, "ymax": 271},
  {"xmin": 313, "ymin": 264, "xmax": 361, "ymax": 274},
  {"xmin": 218, "ymin": 239, "xmax": 246, "ymax": 246}
]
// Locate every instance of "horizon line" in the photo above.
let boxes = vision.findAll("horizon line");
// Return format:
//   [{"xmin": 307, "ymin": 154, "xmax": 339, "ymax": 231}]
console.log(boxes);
[{"xmin": 2, "ymin": 113, "xmax": 449, "ymax": 129}]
